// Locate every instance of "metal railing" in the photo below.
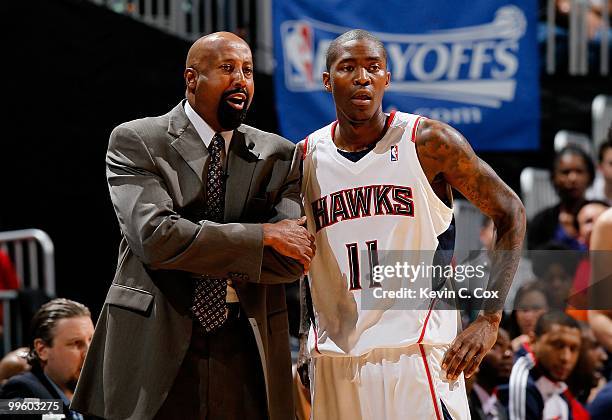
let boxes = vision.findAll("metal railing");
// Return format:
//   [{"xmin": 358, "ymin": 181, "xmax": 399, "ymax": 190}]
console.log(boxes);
[
  {"xmin": 89, "ymin": 0, "xmax": 274, "ymax": 73},
  {"xmin": 0, "ymin": 229, "xmax": 55, "ymax": 352},
  {"xmin": 547, "ymin": 0, "xmax": 610, "ymax": 75},
  {"xmin": 0, "ymin": 229, "xmax": 55, "ymax": 297}
]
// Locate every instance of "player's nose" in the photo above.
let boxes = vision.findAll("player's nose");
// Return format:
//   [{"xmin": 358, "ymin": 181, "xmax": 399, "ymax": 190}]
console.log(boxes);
[{"xmin": 354, "ymin": 67, "xmax": 370, "ymax": 86}]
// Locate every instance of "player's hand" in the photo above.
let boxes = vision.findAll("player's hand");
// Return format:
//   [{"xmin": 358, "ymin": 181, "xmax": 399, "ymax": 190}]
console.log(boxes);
[
  {"xmin": 441, "ymin": 312, "xmax": 500, "ymax": 381},
  {"xmin": 263, "ymin": 217, "xmax": 316, "ymax": 273}
]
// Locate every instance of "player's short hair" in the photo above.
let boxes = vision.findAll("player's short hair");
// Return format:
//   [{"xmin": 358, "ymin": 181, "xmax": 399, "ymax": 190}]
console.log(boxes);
[
  {"xmin": 325, "ymin": 29, "xmax": 387, "ymax": 72},
  {"xmin": 27, "ymin": 298, "xmax": 91, "ymax": 368},
  {"xmin": 534, "ymin": 311, "xmax": 580, "ymax": 338},
  {"xmin": 551, "ymin": 145, "xmax": 596, "ymax": 186}
]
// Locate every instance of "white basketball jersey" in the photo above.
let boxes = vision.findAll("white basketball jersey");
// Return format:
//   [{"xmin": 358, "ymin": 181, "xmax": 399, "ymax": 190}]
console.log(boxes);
[{"xmin": 302, "ymin": 111, "xmax": 458, "ymax": 357}]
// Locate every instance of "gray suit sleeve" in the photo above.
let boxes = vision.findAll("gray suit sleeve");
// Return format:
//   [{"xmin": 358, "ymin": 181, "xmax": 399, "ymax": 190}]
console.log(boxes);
[
  {"xmin": 259, "ymin": 143, "xmax": 305, "ymax": 283},
  {"xmin": 106, "ymin": 124, "xmax": 265, "ymax": 282}
]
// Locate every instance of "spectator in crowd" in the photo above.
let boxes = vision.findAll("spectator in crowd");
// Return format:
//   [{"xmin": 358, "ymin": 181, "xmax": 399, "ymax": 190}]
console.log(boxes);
[
  {"xmin": 498, "ymin": 312, "xmax": 589, "ymax": 420},
  {"xmin": 469, "ymin": 327, "xmax": 513, "ymax": 420},
  {"xmin": 528, "ymin": 145, "xmax": 595, "ymax": 250},
  {"xmin": 587, "ymin": 130, "xmax": 612, "ymax": 204},
  {"xmin": 504, "ymin": 282, "xmax": 549, "ymax": 353},
  {"xmin": 567, "ymin": 199, "xmax": 610, "ymax": 321},
  {"xmin": 0, "ymin": 298, "xmax": 94, "ymax": 420},
  {"xmin": 567, "ymin": 322, "xmax": 608, "ymax": 404},
  {"xmin": 587, "ymin": 207, "xmax": 612, "ymax": 353},
  {"xmin": 532, "ymin": 241, "xmax": 580, "ymax": 310},
  {"xmin": 589, "ymin": 377, "xmax": 612, "ymax": 419},
  {"xmin": 0, "ymin": 250, "xmax": 20, "ymax": 327},
  {"xmin": 0, "ymin": 347, "xmax": 29, "ymax": 385}
]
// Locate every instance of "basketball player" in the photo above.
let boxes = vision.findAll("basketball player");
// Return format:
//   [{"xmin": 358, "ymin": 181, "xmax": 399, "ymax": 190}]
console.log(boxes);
[{"xmin": 298, "ymin": 30, "xmax": 526, "ymax": 419}]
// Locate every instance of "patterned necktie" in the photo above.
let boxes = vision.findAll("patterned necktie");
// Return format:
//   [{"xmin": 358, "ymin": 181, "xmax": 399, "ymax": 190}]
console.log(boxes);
[{"xmin": 192, "ymin": 134, "xmax": 228, "ymax": 332}]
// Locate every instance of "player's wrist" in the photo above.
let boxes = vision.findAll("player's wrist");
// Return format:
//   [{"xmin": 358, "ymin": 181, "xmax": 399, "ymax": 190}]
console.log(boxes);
[{"xmin": 478, "ymin": 310, "xmax": 502, "ymax": 326}]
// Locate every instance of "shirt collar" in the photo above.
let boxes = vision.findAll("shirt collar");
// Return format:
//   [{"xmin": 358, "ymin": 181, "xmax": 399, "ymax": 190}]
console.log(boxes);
[
  {"xmin": 43, "ymin": 373, "xmax": 83, "ymax": 420},
  {"xmin": 473, "ymin": 383, "xmax": 499, "ymax": 417},
  {"xmin": 184, "ymin": 100, "xmax": 233, "ymax": 152}
]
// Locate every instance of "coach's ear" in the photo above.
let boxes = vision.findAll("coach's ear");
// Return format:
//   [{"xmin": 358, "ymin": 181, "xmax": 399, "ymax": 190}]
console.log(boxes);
[
  {"xmin": 322, "ymin": 72, "xmax": 332, "ymax": 92},
  {"xmin": 185, "ymin": 67, "xmax": 198, "ymax": 91}
]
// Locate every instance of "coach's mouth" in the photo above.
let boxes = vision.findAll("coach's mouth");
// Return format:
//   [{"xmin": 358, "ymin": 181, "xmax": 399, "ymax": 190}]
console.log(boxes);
[{"xmin": 225, "ymin": 92, "xmax": 247, "ymax": 110}]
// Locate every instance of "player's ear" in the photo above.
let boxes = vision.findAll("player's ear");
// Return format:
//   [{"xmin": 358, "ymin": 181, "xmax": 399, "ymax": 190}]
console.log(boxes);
[
  {"xmin": 322, "ymin": 72, "xmax": 332, "ymax": 92},
  {"xmin": 384, "ymin": 71, "xmax": 391, "ymax": 89}
]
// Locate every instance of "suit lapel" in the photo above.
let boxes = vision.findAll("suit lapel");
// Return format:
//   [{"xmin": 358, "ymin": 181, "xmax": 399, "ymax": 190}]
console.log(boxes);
[
  {"xmin": 167, "ymin": 104, "xmax": 260, "ymax": 221},
  {"xmin": 168, "ymin": 102, "xmax": 209, "ymax": 186},
  {"xmin": 225, "ymin": 126, "xmax": 260, "ymax": 221}
]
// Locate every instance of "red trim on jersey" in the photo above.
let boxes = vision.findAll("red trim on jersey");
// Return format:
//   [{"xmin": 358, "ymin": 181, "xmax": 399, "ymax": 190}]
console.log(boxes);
[
  {"xmin": 386, "ymin": 110, "xmax": 397, "ymax": 129},
  {"xmin": 302, "ymin": 137, "xmax": 308, "ymax": 160},
  {"xmin": 417, "ymin": 297, "xmax": 437, "ymax": 344},
  {"xmin": 411, "ymin": 116, "xmax": 424, "ymax": 143},
  {"xmin": 330, "ymin": 121, "xmax": 338, "ymax": 141},
  {"xmin": 419, "ymin": 344, "xmax": 442, "ymax": 420}
]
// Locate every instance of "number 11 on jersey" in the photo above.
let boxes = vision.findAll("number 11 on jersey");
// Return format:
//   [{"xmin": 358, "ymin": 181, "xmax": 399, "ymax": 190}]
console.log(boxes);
[{"xmin": 346, "ymin": 240, "xmax": 381, "ymax": 290}]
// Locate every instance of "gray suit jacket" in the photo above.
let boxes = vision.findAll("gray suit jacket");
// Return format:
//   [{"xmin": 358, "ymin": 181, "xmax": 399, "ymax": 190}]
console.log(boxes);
[{"xmin": 72, "ymin": 102, "xmax": 302, "ymax": 420}]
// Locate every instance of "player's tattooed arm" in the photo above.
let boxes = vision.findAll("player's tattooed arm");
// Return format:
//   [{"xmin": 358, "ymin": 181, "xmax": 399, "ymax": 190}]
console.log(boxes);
[{"xmin": 416, "ymin": 119, "xmax": 526, "ymax": 380}]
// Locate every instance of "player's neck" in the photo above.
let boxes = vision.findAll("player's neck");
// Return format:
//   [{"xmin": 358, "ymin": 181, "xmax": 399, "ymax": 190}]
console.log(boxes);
[{"xmin": 334, "ymin": 111, "xmax": 388, "ymax": 152}]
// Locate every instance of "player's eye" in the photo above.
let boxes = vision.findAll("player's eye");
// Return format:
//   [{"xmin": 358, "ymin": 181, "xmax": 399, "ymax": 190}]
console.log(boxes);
[
  {"xmin": 220, "ymin": 64, "xmax": 233, "ymax": 72},
  {"xmin": 243, "ymin": 67, "xmax": 253, "ymax": 76},
  {"xmin": 341, "ymin": 65, "xmax": 354, "ymax": 72},
  {"xmin": 369, "ymin": 64, "xmax": 380, "ymax": 72}
]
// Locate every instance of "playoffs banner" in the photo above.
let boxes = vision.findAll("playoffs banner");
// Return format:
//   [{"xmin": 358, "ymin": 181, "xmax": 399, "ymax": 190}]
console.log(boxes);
[{"xmin": 272, "ymin": 0, "xmax": 539, "ymax": 151}]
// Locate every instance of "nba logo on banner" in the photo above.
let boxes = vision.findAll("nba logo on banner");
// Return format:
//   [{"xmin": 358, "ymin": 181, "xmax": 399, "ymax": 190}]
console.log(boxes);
[{"xmin": 390, "ymin": 145, "xmax": 399, "ymax": 162}]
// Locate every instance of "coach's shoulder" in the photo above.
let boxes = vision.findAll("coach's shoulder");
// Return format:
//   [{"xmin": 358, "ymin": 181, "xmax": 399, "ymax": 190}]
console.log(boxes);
[
  {"xmin": 108, "ymin": 108, "xmax": 175, "ymax": 151},
  {"xmin": 112, "ymin": 111, "xmax": 169, "ymax": 140}
]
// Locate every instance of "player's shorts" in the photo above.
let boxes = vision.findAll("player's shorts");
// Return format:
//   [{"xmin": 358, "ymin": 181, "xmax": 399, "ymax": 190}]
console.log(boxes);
[{"xmin": 309, "ymin": 343, "xmax": 470, "ymax": 420}]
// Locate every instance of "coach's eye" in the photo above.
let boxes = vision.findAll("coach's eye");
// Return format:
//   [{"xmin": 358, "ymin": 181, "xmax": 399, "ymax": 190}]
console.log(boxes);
[
  {"xmin": 342, "ymin": 65, "xmax": 354, "ymax": 72},
  {"xmin": 243, "ymin": 67, "xmax": 253, "ymax": 76},
  {"xmin": 220, "ymin": 64, "xmax": 233, "ymax": 72}
]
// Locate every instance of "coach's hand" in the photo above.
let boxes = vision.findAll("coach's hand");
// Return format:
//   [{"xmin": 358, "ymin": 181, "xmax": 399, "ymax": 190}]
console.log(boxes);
[
  {"xmin": 441, "ymin": 312, "xmax": 500, "ymax": 381},
  {"xmin": 263, "ymin": 217, "xmax": 316, "ymax": 273}
]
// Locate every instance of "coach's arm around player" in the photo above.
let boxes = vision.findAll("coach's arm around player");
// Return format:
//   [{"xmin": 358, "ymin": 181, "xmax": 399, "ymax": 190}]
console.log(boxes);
[
  {"xmin": 415, "ymin": 118, "xmax": 527, "ymax": 381},
  {"xmin": 105, "ymin": 122, "xmax": 315, "ymax": 283}
]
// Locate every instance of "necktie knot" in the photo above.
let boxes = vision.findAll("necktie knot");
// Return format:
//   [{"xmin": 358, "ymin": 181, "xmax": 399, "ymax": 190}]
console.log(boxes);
[{"xmin": 210, "ymin": 133, "xmax": 225, "ymax": 154}]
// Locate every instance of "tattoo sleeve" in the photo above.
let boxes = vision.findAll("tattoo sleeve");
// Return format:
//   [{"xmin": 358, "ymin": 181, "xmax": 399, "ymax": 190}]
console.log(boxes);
[{"xmin": 416, "ymin": 119, "xmax": 526, "ymax": 316}]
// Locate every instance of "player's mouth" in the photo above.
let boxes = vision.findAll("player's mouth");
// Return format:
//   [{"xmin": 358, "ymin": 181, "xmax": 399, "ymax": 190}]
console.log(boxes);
[
  {"xmin": 225, "ymin": 92, "xmax": 247, "ymax": 110},
  {"xmin": 350, "ymin": 90, "xmax": 373, "ymax": 106}
]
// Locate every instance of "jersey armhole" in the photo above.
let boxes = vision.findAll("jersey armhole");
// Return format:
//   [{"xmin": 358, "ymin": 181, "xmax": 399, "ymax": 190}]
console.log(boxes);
[
  {"xmin": 411, "ymin": 116, "xmax": 425, "ymax": 143},
  {"xmin": 409, "ymin": 116, "xmax": 454, "ymax": 233}
]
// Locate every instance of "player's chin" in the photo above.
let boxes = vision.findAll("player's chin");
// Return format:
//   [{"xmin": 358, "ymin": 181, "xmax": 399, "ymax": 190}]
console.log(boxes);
[{"xmin": 344, "ymin": 109, "xmax": 377, "ymax": 124}]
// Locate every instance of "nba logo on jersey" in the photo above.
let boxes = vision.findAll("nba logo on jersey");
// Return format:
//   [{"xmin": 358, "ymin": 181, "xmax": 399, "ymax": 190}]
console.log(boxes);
[{"xmin": 390, "ymin": 145, "xmax": 399, "ymax": 162}]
